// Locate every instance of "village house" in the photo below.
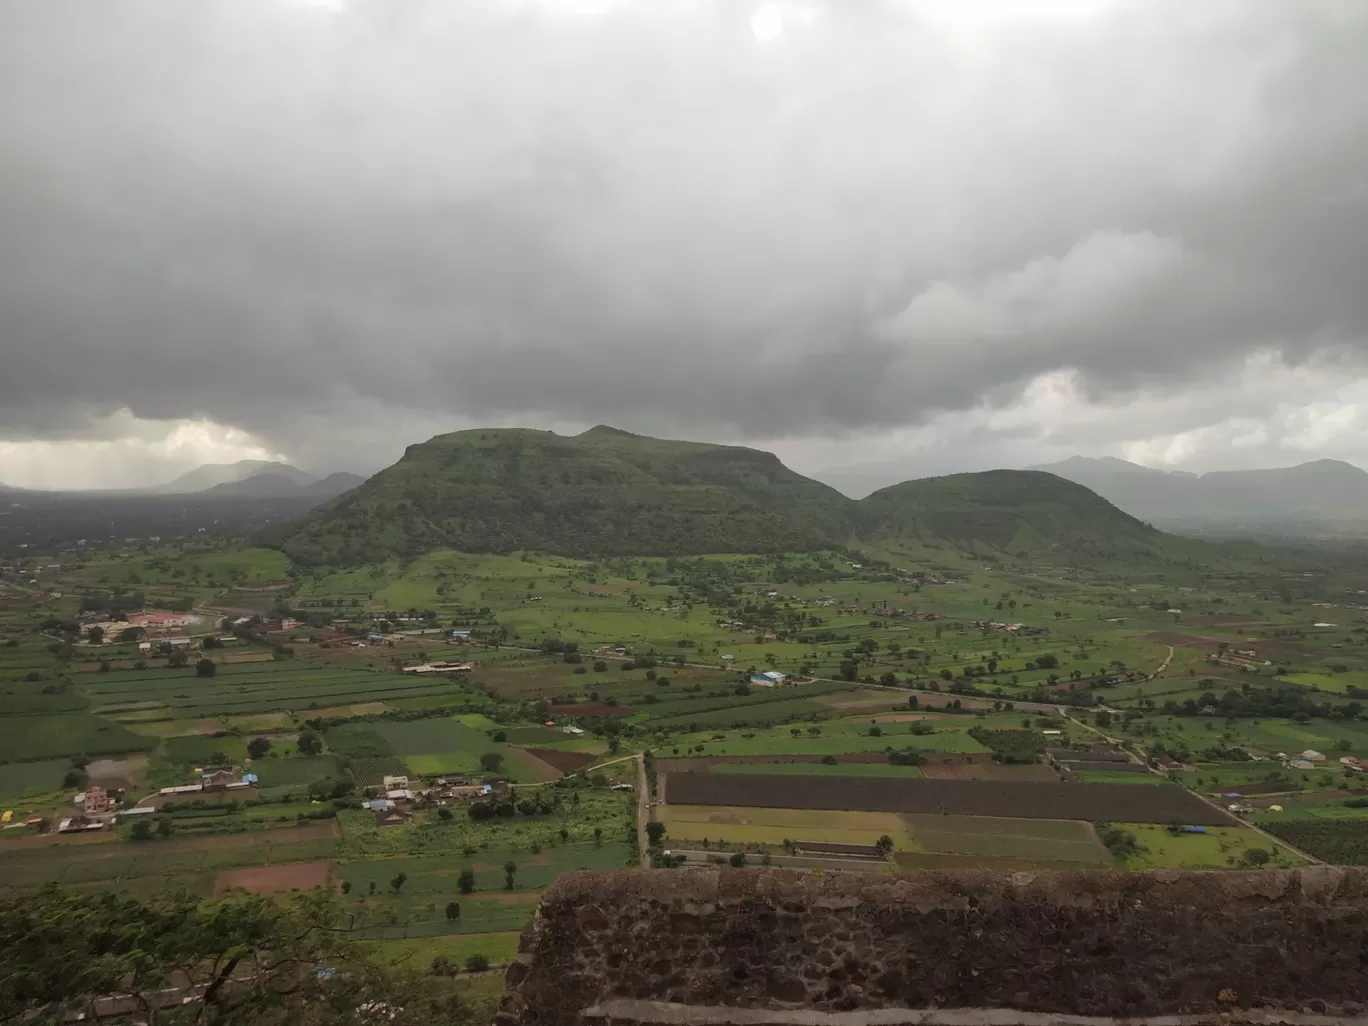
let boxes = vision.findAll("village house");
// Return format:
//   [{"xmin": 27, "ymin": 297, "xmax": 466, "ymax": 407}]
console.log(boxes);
[
  {"xmin": 749, "ymin": 670, "xmax": 788, "ymax": 687},
  {"xmin": 373, "ymin": 806, "xmax": 413, "ymax": 827},
  {"xmin": 1301, "ymin": 749, "xmax": 1327, "ymax": 763},
  {"xmin": 58, "ymin": 815, "xmax": 105, "ymax": 834},
  {"xmin": 201, "ymin": 768, "xmax": 236, "ymax": 790},
  {"xmin": 81, "ymin": 786, "xmax": 107, "ymax": 816}
]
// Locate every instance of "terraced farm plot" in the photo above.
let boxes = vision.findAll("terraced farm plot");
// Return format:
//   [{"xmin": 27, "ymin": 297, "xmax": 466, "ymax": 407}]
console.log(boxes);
[
  {"xmin": 324, "ymin": 723, "xmax": 395, "ymax": 759},
  {"xmin": 659, "ymin": 732, "xmax": 985, "ymax": 758},
  {"xmin": 665, "ymin": 773, "xmax": 1235, "ymax": 825},
  {"xmin": 349, "ymin": 756, "xmax": 411, "ymax": 786},
  {"xmin": 376, "ymin": 719, "xmax": 493, "ymax": 755},
  {"xmin": 165, "ymin": 734, "xmax": 250, "ymax": 766},
  {"xmin": 0, "ymin": 827, "xmax": 340, "ymax": 895},
  {"xmin": 1259, "ymin": 818, "xmax": 1368, "ymax": 864},
  {"xmin": 78, "ymin": 664, "xmax": 486, "ymax": 718},
  {"xmin": 0, "ymin": 758, "xmax": 68, "ymax": 801},
  {"xmin": 503, "ymin": 726, "xmax": 569, "ymax": 745},
  {"xmin": 660, "ymin": 804, "xmax": 911, "ymax": 848},
  {"xmin": 904, "ymin": 814, "xmax": 1107, "ymax": 863},
  {"xmin": 251, "ymin": 754, "xmax": 341, "ymax": 787},
  {"xmin": 0, "ymin": 713, "xmax": 152, "ymax": 763},
  {"xmin": 712, "ymin": 762, "xmax": 924, "ymax": 779}
]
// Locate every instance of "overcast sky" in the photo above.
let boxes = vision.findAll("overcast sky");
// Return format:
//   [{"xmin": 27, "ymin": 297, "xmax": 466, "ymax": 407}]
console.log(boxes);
[{"xmin": 2, "ymin": 0, "xmax": 1367, "ymax": 494}]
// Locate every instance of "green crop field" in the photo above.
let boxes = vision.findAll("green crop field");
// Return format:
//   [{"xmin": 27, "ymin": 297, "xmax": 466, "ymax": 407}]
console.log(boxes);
[
  {"xmin": 164, "ymin": 734, "xmax": 251, "ymax": 766},
  {"xmin": 0, "ymin": 758, "xmax": 70, "ymax": 802},
  {"xmin": 657, "ymin": 730, "xmax": 985, "ymax": 758},
  {"xmin": 0, "ymin": 713, "xmax": 152, "ymax": 763},
  {"xmin": 325, "ymin": 722, "xmax": 396, "ymax": 758},
  {"xmin": 903, "ymin": 814, "xmax": 1108, "ymax": 863}
]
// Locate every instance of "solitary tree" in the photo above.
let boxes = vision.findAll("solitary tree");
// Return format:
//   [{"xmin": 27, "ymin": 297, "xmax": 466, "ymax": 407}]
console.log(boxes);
[
  {"xmin": 457, "ymin": 868, "xmax": 476, "ymax": 894},
  {"xmin": 479, "ymin": 752, "xmax": 504, "ymax": 774},
  {"xmin": 195, "ymin": 658, "xmax": 216, "ymax": 678},
  {"xmin": 129, "ymin": 819, "xmax": 153, "ymax": 841},
  {"xmin": 503, "ymin": 860, "xmax": 518, "ymax": 890},
  {"xmin": 86, "ymin": 626, "xmax": 104, "ymax": 645},
  {"xmin": 390, "ymin": 871, "xmax": 408, "ymax": 893},
  {"xmin": 445, "ymin": 901, "xmax": 461, "ymax": 921},
  {"xmin": 875, "ymin": 835, "xmax": 894, "ymax": 857},
  {"xmin": 296, "ymin": 730, "xmax": 322, "ymax": 756},
  {"xmin": 465, "ymin": 954, "xmax": 490, "ymax": 973},
  {"xmin": 729, "ymin": 851, "xmax": 746, "ymax": 867},
  {"xmin": 247, "ymin": 737, "xmax": 272, "ymax": 760},
  {"xmin": 645, "ymin": 821, "xmax": 666, "ymax": 846},
  {"xmin": 593, "ymin": 826, "xmax": 603, "ymax": 847}
]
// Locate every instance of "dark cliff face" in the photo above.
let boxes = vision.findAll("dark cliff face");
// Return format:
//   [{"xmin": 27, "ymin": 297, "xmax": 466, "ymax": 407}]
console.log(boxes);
[{"xmin": 500, "ymin": 867, "xmax": 1368, "ymax": 1026}]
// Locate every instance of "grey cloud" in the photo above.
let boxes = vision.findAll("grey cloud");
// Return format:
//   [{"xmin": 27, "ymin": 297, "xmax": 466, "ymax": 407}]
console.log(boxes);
[{"xmin": 1, "ymin": 0, "xmax": 1367, "ymax": 477}]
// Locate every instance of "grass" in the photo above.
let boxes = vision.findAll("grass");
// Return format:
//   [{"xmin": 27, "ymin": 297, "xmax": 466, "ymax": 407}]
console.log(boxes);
[
  {"xmin": 364, "ymin": 931, "xmax": 522, "ymax": 968},
  {"xmin": 334, "ymin": 788, "xmax": 634, "ymax": 859},
  {"xmin": 903, "ymin": 814, "xmax": 1107, "ymax": 864},
  {"xmin": 1118, "ymin": 822, "xmax": 1307, "ymax": 869}
]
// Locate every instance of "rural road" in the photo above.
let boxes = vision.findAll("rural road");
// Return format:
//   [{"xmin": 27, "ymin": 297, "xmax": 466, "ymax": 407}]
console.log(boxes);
[
  {"xmin": 665, "ymin": 849, "xmax": 886, "ymax": 873},
  {"xmin": 1063, "ymin": 710, "xmax": 1322, "ymax": 865},
  {"xmin": 635, "ymin": 752, "xmax": 650, "ymax": 868},
  {"xmin": 1147, "ymin": 645, "xmax": 1176, "ymax": 680}
]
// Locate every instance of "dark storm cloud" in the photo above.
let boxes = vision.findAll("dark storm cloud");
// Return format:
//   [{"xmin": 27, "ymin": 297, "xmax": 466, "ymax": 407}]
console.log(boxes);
[{"xmin": 2, "ymin": 0, "xmax": 1367, "ymax": 474}]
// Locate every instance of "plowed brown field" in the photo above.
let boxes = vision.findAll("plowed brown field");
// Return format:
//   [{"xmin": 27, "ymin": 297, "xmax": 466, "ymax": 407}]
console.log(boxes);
[{"xmin": 666, "ymin": 773, "xmax": 1235, "ymax": 825}]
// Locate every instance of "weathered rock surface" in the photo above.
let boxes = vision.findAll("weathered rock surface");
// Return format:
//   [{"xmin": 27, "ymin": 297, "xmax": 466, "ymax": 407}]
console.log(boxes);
[{"xmin": 499, "ymin": 868, "xmax": 1368, "ymax": 1026}]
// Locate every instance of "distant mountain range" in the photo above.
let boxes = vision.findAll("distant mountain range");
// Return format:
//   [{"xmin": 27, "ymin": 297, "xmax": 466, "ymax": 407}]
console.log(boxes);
[
  {"xmin": 154, "ymin": 460, "xmax": 319, "ymax": 493},
  {"xmin": 163, "ymin": 461, "xmax": 365, "ymax": 500},
  {"xmin": 275, "ymin": 425, "xmax": 1206, "ymax": 566},
  {"xmin": 1030, "ymin": 456, "xmax": 1368, "ymax": 537},
  {"xmin": 0, "ymin": 460, "xmax": 364, "ymax": 502}
]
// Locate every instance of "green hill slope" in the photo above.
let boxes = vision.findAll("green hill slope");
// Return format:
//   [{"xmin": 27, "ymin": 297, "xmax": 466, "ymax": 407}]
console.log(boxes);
[
  {"xmin": 276, "ymin": 426, "xmax": 1220, "ymax": 566},
  {"xmin": 278, "ymin": 426, "xmax": 852, "ymax": 564},
  {"xmin": 854, "ymin": 469, "xmax": 1194, "ymax": 562}
]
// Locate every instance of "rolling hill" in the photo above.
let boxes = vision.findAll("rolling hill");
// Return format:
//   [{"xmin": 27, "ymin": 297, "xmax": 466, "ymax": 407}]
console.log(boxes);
[
  {"xmin": 278, "ymin": 426, "xmax": 852, "ymax": 564},
  {"xmin": 1032, "ymin": 455, "xmax": 1368, "ymax": 537},
  {"xmin": 201, "ymin": 470, "xmax": 364, "ymax": 500},
  {"xmin": 856, "ymin": 470, "xmax": 1192, "ymax": 562},
  {"xmin": 276, "ymin": 426, "xmax": 1208, "ymax": 566},
  {"xmin": 154, "ymin": 459, "xmax": 317, "ymax": 494}
]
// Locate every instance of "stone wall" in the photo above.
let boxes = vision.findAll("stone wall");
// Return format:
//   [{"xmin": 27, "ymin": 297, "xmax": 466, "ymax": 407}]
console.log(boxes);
[{"xmin": 499, "ymin": 868, "xmax": 1368, "ymax": 1026}]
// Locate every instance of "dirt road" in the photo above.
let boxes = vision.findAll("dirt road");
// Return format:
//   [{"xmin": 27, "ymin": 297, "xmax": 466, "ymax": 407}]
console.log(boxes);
[{"xmin": 635, "ymin": 753, "xmax": 650, "ymax": 869}]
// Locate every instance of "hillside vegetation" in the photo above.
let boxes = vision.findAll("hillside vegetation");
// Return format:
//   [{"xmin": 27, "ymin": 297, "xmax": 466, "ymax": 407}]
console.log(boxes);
[
  {"xmin": 277, "ymin": 426, "xmax": 1207, "ymax": 565},
  {"xmin": 856, "ymin": 470, "xmax": 1194, "ymax": 562}
]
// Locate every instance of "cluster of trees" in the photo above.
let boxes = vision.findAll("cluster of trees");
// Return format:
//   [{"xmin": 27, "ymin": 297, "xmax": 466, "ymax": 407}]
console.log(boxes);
[
  {"xmin": 0, "ymin": 886, "xmax": 484, "ymax": 1024},
  {"xmin": 1160, "ymin": 687, "xmax": 1361, "ymax": 721},
  {"xmin": 467, "ymin": 792, "xmax": 556, "ymax": 821}
]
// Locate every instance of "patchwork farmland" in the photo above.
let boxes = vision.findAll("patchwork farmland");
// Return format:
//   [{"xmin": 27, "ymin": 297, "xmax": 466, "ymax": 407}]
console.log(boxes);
[{"xmin": 664, "ymin": 772, "xmax": 1237, "ymax": 825}]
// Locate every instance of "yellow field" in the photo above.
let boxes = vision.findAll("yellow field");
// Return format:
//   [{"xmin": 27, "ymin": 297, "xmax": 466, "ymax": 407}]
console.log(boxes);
[
  {"xmin": 225, "ymin": 712, "xmax": 293, "ymax": 731},
  {"xmin": 660, "ymin": 804, "xmax": 916, "ymax": 849},
  {"xmin": 813, "ymin": 689, "xmax": 901, "ymax": 711},
  {"xmin": 308, "ymin": 701, "xmax": 390, "ymax": 719},
  {"xmin": 126, "ymin": 717, "xmax": 226, "ymax": 737}
]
